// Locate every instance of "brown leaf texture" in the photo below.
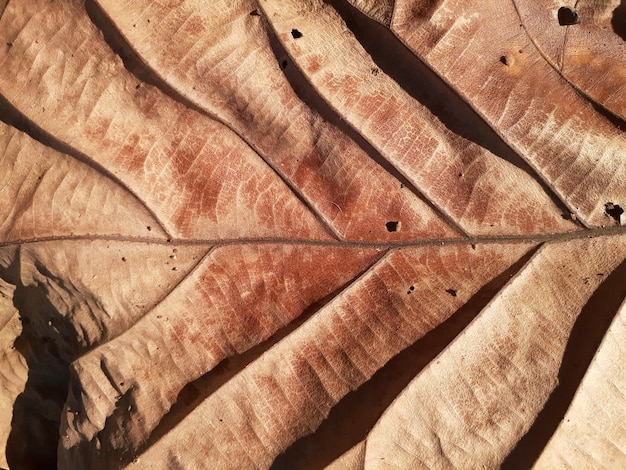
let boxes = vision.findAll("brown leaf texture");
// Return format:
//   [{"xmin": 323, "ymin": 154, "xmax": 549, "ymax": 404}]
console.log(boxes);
[{"xmin": 0, "ymin": 0, "xmax": 625, "ymax": 469}]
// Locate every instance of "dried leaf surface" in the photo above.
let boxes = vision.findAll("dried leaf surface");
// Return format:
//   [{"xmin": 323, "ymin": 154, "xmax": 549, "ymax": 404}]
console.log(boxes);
[{"xmin": 0, "ymin": 0, "xmax": 625, "ymax": 469}]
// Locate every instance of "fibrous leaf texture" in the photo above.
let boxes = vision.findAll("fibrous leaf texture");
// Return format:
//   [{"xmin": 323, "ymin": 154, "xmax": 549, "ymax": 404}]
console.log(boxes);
[{"xmin": 0, "ymin": 0, "xmax": 625, "ymax": 468}]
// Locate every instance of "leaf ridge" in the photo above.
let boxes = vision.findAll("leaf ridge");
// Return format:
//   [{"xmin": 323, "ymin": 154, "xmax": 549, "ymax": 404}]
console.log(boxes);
[
  {"xmin": 272, "ymin": 244, "xmax": 539, "ymax": 467},
  {"xmin": 336, "ymin": 0, "xmax": 585, "ymax": 227},
  {"xmin": 0, "ymin": 97, "xmax": 172, "ymax": 240},
  {"xmin": 259, "ymin": 5, "xmax": 471, "ymax": 239},
  {"xmin": 109, "ymin": 249, "xmax": 389, "ymax": 466},
  {"xmin": 502, "ymin": 256, "xmax": 626, "ymax": 467},
  {"xmin": 262, "ymin": 0, "xmax": 580, "ymax": 235},
  {"xmin": 1, "ymin": 0, "xmax": 331, "ymax": 241},
  {"xmin": 84, "ymin": 1, "xmax": 353, "ymax": 240},
  {"xmin": 85, "ymin": 5, "xmax": 344, "ymax": 240},
  {"xmin": 386, "ymin": 0, "xmax": 626, "ymax": 227},
  {"xmin": 358, "ymin": 235, "xmax": 626, "ymax": 468},
  {"xmin": 93, "ymin": 0, "xmax": 460, "ymax": 241}
]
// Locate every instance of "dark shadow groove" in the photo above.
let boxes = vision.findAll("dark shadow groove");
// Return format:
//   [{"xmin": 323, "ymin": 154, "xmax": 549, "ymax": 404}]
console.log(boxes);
[
  {"xmin": 128, "ymin": 250, "xmax": 390, "ymax": 466},
  {"xmin": 84, "ymin": 0, "xmax": 196, "ymax": 109},
  {"xmin": 612, "ymin": 0, "xmax": 626, "ymax": 41},
  {"xmin": 264, "ymin": 26, "xmax": 468, "ymax": 237},
  {"xmin": 327, "ymin": 0, "xmax": 524, "ymax": 164},
  {"xmin": 501, "ymin": 257, "xmax": 626, "ymax": 469},
  {"xmin": 271, "ymin": 245, "xmax": 541, "ymax": 469},
  {"xmin": 0, "ymin": 0, "xmax": 8, "ymax": 20},
  {"xmin": 590, "ymin": 99, "xmax": 626, "ymax": 133},
  {"xmin": 4, "ymin": 249, "xmax": 77, "ymax": 470},
  {"xmin": 87, "ymin": 0, "xmax": 465, "ymax": 239},
  {"xmin": 84, "ymin": 0, "xmax": 340, "ymax": 241},
  {"xmin": 0, "ymin": 94, "xmax": 171, "ymax": 239},
  {"xmin": 325, "ymin": 0, "xmax": 577, "ymax": 222}
]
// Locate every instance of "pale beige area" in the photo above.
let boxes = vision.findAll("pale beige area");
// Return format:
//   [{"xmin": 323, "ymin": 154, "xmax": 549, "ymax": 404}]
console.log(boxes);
[
  {"xmin": 360, "ymin": 236, "xmax": 626, "ymax": 468},
  {"xmin": 0, "ymin": 123, "xmax": 166, "ymax": 242},
  {"xmin": 535, "ymin": 299, "xmax": 626, "ymax": 468},
  {"xmin": 0, "ymin": 0, "xmax": 625, "ymax": 468}
]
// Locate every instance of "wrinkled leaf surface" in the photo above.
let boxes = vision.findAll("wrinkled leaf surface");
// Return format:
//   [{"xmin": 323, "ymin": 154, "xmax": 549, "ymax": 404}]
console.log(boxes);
[{"xmin": 1, "ymin": 0, "xmax": 625, "ymax": 468}]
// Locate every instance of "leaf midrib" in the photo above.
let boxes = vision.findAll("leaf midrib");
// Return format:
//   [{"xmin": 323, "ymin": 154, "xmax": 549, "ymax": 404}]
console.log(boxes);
[{"xmin": 3, "ymin": 225, "xmax": 626, "ymax": 249}]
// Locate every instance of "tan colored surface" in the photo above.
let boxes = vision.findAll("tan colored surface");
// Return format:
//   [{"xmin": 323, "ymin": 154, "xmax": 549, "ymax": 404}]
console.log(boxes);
[
  {"xmin": 0, "ymin": 0, "xmax": 625, "ymax": 468},
  {"xmin": 534, "ymin": 298, "xmax": 626, "ymax": 468}
]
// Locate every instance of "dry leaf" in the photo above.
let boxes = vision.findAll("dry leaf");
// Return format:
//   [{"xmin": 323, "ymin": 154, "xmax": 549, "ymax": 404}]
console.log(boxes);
[{"xmin": 1, "ymin": 0, "xmax": 625, "ymax": 468}]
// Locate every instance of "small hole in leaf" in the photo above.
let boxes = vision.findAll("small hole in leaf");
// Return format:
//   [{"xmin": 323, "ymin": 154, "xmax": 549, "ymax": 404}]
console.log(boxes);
[
  {"xmin": 604, "ymin": 202, "xmax": 624, "ymax": 224},
  {"xmin": 499, "ymin": 55, "xmax": 509, "ymax": 65},
  {"xmin": 445, "ymin": 289, "xmax": 457, "ymax": 297},
  {"xmin": 291, "ymin": 29, "xmax": 303, "ymax": 39},
  {"xmin": 385, "ymin": 221, "xmax": 400, "ymax": 232},
  {"xmin": 558, "ymin": 7, "xmax": 579, "ymax": 26},
  {"xmin": 281, "ymin": 60, "xmax": 288, "ymax": 69},
  {"xmin": 250, "ymin": 9, "xmax": 260, "ymax": 16},
  {"xmin": 371, "ymin": 67, "xmax": 379, "ymax": 75}
]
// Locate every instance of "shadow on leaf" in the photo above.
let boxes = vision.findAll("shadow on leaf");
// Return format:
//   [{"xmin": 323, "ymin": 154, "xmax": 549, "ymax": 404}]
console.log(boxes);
[
  {"xmin": 4, "ymin": 257, "xmax": 77, "ymax": 470},
  {"xmin": 612, "ymin": 0, "xmax": 626, "ymax": 40},
  {"xmin": 502, "ymin": 257, "xmax": 626, "ymax": 469},
  {"xmin": 272, "ymin": 245, "xmax": 539, "ymax": 469}
]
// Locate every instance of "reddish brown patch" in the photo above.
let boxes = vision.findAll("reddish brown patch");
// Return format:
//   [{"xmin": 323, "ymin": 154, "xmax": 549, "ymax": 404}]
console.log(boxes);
[
  {"xmin": 306, "ymin": 55, "xmax": 321, "ymax": 73},
  {"xmin": 183, "ymin": 16, "xmax": 205, "ymax": 36},
  {"xmin": 171, "ymin": 322, "xmax": 187, "ymax": 343},
  {"xmin": 169, "ymin": 121, "xmax": 205, "ymax": 178},
  {"xmin": 193, "ymin": 245, "xmax": 379, "ymax": 357},
  {"xmin": 118, "ymin": 133, "xmax": 147, "ymax": 174},
  {"xmin": 84, "ymin": 117, "xmax": 112, "ymax": 143}
]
